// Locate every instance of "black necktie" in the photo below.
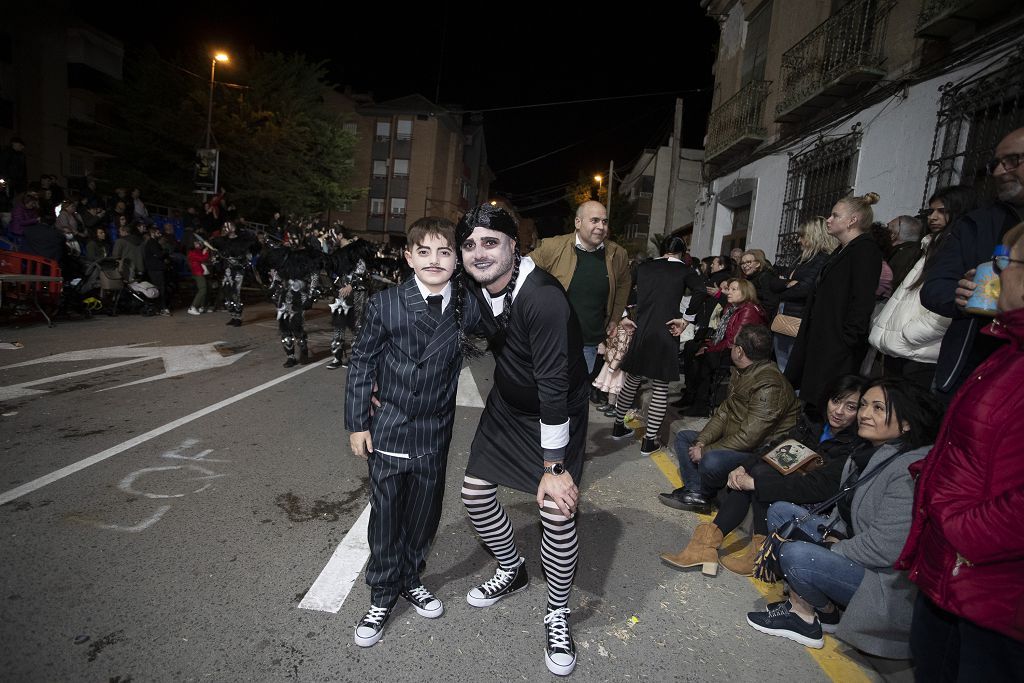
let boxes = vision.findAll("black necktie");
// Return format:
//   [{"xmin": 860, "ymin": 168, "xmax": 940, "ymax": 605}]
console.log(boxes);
[{"xmin": 426, "ymin": 294, "xmax": 442, "ymax": 316}]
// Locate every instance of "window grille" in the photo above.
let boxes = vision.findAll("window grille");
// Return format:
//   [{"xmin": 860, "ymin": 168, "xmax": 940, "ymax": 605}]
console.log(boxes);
[
  {"xmin": 923, "ymin": 49, "xmax": 1024, "ymax": 207},
  {"xmin": 776, "ymin": 129, "xmax": 861, "ymax": 267}
]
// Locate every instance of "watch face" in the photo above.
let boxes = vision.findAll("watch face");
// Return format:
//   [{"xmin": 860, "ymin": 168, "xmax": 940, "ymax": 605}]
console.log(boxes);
[{"xmin": 549, "ymin": 463, "xmax": 564, "ymax": 475}]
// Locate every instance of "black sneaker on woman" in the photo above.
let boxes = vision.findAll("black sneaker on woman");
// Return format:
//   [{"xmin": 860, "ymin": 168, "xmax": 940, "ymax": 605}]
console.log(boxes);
[{"xmin": 746, "ymin": 601, "xmax": 824, "ymax": 648}]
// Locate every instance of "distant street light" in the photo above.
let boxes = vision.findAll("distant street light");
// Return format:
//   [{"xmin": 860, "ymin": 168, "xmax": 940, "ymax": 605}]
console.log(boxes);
[
  {"xmin": 594, "ymin": 174, "xmax": 602, "ymax": 191},
  {"xmin": 205, "ymin": 52, "xmax": 230, "ymax": 149}
]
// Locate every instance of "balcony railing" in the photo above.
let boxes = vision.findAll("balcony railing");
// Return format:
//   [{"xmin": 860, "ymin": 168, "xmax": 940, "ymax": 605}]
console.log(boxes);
[
  {"xmin": 916, "ymin": 0, "xmax": 1007, "ymax": 39},
  {"xmin": 776, "ymin": 0, "xmax": 894, "ymax": 122},
  {"xmin": 705, "ymin": 80, "xmax": 771, "ymax": 163}
]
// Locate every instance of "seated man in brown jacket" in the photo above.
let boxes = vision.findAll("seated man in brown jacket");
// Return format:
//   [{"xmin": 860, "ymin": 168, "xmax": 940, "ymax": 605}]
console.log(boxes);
[{"xmin": 661, "ymin": 324, "xmax": 800, "ymax": 513}]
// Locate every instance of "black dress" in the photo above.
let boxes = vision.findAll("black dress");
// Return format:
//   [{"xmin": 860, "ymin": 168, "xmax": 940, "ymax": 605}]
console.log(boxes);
[
  {"xmin": 620, "ymin": 258, "xmax": 688, "ymax": 382},
  {"xmin": 786, "ymin": 233, "xmax": 883, "ymax": 408},
  {"xmin": 466, "ymin": 265, "xmax": 590, "ymax": 493}
]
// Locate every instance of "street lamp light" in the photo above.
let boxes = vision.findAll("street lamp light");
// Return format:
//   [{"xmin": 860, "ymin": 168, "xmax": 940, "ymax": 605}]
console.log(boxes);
[
  {"xmin": 205, "ymin": 52, "xmax": 230, "ymax": 149},
  {"xmin": 594, "ymin": 174, "xmax": 602, "ymax": 191}
]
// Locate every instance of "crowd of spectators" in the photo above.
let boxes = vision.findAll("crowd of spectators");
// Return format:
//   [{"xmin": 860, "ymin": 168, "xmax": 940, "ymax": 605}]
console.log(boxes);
[
  {"xmin": 581, "ymin": 127, "xmax": 1023, "ymax": 678},
  {"xmin": 0, "ymin": 161, "xmax": 406, "ymax": 318}
]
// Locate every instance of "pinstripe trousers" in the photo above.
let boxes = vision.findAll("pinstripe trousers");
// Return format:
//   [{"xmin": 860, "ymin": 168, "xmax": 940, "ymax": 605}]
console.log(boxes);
[{"xmin": 366, "ymin": 450, "xmax": 447, "ymax": 607}]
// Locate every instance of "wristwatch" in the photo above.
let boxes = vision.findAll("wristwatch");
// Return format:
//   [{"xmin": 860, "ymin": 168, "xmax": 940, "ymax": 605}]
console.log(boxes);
[{"xmin": 543, "ymin": 463, "xmax": 566, "ymax": 476}]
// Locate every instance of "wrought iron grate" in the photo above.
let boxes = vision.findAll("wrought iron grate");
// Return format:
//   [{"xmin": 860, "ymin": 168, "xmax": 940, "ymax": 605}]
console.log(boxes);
[
  {"xmin": 776, "ymin": 131, "xmax": 862, "ymax": 268},
  {"xmin": 776, "ymin": 0, "xmax": 895, "ymax": 118},
  {"xmin": 706, "ymin": 80, "xmax": 772, "ymax": 161},
  {"xmin": 924, "ymin": 49, "xmax": 1024, "ymax": 207}
]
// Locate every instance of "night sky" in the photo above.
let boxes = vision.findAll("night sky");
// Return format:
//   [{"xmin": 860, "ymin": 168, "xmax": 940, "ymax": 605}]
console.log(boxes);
[{"xmin": 84, "ymin": 2, "xmax": 719, "ymax": 218}]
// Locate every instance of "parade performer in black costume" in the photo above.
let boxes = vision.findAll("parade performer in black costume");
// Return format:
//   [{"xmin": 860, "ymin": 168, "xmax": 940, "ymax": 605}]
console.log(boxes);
[
  {"xmin": 324, "ymin": 237, "xmax": 378, "ymax": 370},
  {"xmin": 456, "ymin": 203, "xmax": 589, "ymax": 677},
  {"xmin": 211, "ymin": 222, "xmax": 259, "ymax": 327},
  {"xmin": 264, "ymin": 244, "xmax": 325, "ymax": 367}
]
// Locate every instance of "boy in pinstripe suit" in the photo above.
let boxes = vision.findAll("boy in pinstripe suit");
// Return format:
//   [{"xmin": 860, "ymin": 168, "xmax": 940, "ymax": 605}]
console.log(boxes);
[{"xmin": 344, "ymin": 217, "xmax": 480, "ymax": 647}]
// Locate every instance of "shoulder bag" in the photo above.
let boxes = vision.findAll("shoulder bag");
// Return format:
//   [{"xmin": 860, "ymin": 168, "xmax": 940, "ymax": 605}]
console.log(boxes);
[{"xmin": 752, "ymin": 447, "xmax": 906, "ymax": 583}]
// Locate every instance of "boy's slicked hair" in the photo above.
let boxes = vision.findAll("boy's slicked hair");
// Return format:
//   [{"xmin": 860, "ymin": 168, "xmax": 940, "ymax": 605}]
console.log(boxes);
[{"xmin": 406, "ymin": 217, "xmax": 455, "ymax": 251}]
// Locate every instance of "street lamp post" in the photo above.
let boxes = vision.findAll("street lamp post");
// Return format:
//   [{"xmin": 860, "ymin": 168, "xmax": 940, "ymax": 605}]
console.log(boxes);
[
  {"xmin": 205, "ymin": 52, "xmax": 230, "ymax": 149},
  {"xmin": 594, "ymin": 174, "xmax": 602, "ymax": 198}
]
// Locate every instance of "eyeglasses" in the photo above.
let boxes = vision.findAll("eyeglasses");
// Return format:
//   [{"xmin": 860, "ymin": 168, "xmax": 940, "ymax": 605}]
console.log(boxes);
[
  {"xmin": 993, "ymin": 255, "xmax": 1024, "ymax": 274},
  {"xmin": 986, "ymin": 153, "xmax": 1022, "ymax": 175}
]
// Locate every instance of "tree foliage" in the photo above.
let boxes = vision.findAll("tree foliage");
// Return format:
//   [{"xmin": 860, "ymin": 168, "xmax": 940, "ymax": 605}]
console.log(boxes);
[{"xmin": 90, "ymin": 47, "xmax": 361, "ymax": 220}]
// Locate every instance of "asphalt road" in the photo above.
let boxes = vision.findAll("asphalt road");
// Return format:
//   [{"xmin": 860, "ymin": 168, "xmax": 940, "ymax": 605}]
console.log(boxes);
[{"xmin": 0, "ymin": 303, "xmax": 845, "ymax": 682}]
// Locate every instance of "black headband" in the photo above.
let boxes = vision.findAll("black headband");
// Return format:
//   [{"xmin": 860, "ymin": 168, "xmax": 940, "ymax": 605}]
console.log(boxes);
[{"xmin": 455, "ymin": 204, "xmax": 518, "ymax": 247}]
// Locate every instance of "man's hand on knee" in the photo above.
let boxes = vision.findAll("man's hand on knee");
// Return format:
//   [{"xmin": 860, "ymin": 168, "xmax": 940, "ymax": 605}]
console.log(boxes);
[{"xmin": 537, "ymin": 471, "xmax": 578, "ymax": 517}]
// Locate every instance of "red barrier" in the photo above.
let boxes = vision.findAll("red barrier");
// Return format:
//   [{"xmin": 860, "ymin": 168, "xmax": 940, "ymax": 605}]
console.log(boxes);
[{"xmin": 0, "ymin": 251, "xmax": 63, "ymax": 310}]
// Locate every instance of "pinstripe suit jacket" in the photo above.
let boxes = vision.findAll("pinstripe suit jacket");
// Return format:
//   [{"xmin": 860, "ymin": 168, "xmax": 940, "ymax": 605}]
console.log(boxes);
[{"xmin": 344, "ymin": 276, "xmax": 480, "ymax": 457}]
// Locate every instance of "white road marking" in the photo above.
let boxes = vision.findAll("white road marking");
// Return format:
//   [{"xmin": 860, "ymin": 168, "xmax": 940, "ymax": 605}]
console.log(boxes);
[
  {"xmin": 456, "ymin": 365, "xmax": 484, "ymax": 408},
  {"xmin": 298, "ymin": 365, "xmax": 483, "ymax": 614},
  {"xmin": 298, "ymin": 503, "xmax": 372, "ymax": 613},
  {"xmin": 0, "ymin": 342, "xmax": 249, "ymax": 400},
  {"xmin": 0, "ymin": 359, "xmax": 327, "ymax": 506},
  {"xmin": 0, "ymin": 357, "xmax": 152, "ymax": 400},
  {"xmin": 118, "ymin": 465, "xmax": 225, "ymax": 499},
  {"xmin": 95, "ymin": 505, "xmax": 172, "ymax": 533}
]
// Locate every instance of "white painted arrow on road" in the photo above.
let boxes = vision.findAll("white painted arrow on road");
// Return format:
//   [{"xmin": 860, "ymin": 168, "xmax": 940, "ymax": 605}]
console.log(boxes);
[{"xmin": 0, "ymin": 342, "xmax": 249, "ymax": 401}]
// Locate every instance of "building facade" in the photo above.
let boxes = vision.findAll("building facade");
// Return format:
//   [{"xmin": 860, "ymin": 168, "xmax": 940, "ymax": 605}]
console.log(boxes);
[
  {"xmin": 619, "ymin": 142, "xmax": 704, "ymax": 250},
  {"xmin": 696, "ymin": 0, "xmax": 1024, "ymax": 266},
  {"xmin": 330, "ymin": 93, "xmax": 493, "ymax": 244},
  {"xmin": 0, "ymin": 16, "xmax": 123, "ymax": 186}
]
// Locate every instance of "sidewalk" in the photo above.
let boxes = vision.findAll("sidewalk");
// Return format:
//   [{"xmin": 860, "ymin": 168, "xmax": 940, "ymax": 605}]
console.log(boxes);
[{"xmin": 606, "ymin": 379, "xmax": 914, "ymax": 683}]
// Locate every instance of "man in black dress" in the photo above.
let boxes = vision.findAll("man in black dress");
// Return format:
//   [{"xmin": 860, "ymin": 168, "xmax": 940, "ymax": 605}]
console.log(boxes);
[{"xmin": 456, "ymin": 204, "xmax": 589, "ymax": 677}]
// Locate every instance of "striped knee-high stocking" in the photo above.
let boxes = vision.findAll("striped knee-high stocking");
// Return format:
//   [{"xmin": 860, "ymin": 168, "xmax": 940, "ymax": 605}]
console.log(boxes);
[
  {"xmin": 540, "ymin": 499, "xmax": 578, "ymax": 610},
  {"xmin": 461, "ymin": 475, "xmax": 520, "ymax": 570},
  {"xmin": 644, "ymin": 379, "xmax": 669, "ymax": 440}
]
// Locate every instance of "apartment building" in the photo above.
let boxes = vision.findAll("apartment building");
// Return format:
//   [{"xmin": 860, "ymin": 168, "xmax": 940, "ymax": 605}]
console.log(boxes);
[
  {"xmin": 332, "ymin": 93, "xmax": 492, "ymax": 244},
  {"xmin": 0, "ymin": 17, "xmax": 123, "ymax": 184},
  {"xmin": 695, "ymin": 0, "xmax": 1023, "ymax": 265},
  {"xmin": 619, "ymin": 142, "xmax": 704, "ymax": 248}
]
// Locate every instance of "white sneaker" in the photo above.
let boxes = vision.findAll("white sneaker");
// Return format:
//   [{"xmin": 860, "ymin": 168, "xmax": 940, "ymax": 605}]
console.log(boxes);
[{"xmin": 188, "ymin": 307, "xmax": 201, "ymax": 316}]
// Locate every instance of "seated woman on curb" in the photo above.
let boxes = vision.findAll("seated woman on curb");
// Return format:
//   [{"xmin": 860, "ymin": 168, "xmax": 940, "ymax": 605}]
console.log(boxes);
[
  {"xmin": 678, "ymin": 278, "xmax": 766, "ymax": 416},
  {"xmin": 659, "ymin": 374, "xmax": 866, "ymax": 577},
  {"xmin": 745, "ymin": 378, "xmax": 941, "ymax": 656}
]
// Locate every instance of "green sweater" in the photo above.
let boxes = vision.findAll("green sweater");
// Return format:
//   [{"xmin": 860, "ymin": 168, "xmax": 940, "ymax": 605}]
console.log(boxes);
[{"xmin": 567, "ymin": 246, "xmax": 609, "ymax": 345}]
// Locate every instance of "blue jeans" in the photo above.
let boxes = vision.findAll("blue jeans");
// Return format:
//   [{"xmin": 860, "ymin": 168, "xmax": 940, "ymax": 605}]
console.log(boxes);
[
  {"xmin": 773, "ymin": 334, "xmax": 795, "ymax": 374},
  {"xmin": 583, "ymin": 345, "xmax": 598, "ymax": 375},
  {"xmin": 673, "ymin": 429, "xmax": 750, "ymax": 496},
  {"xmin": 766, "ymin": 501, "xmax": 865, "ymax": 610}
]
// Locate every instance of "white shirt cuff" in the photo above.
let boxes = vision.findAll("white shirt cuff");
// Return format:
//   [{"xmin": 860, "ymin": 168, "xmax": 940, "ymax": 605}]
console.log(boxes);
[{"xmin": 540, "ymin": 419, "xmax": 570, "ymax": 449}]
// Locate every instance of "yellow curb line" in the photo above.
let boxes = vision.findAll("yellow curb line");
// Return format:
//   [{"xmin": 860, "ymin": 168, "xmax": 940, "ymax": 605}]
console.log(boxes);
[{"xmin": 649, "ymin": 447, "xmax": 872, "ymax": 683}]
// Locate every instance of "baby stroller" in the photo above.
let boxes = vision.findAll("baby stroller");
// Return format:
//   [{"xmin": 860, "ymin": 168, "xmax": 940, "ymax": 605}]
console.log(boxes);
[
  {"xmin": 59, "ymin": 255, "xmax": 104, "ymax": 318},
  {"xmin": 97, "ymin": 257, "xmax": 125, "ymax": 316},
  {"xmin": 124, "ymin": 279, "xmax": 160, "ymax": 316}
]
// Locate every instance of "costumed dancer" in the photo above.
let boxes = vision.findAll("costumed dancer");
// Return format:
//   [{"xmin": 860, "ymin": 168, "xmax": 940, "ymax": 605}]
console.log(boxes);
[
  {"xmin": 325, "ymin": 237, "xmax": 378, "ymax": 370},
  {"xmin": 265, "ymin": 244, "xmax": 325, "ymax": 367},
  {"xmin": 211, "ymin": 221, "xmax": 259, "ymax": 327},
  {"xmin": 456, "ymin": 204, "xmax": 589, "ymax": 677}
]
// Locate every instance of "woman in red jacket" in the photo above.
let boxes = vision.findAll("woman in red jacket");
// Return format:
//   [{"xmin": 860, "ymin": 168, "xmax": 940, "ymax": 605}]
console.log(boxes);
[
  {"xmin": 680, "ymin": 278, "xmax": 766, "ymax": 416},
  {"xmin": 897, "ymin": 224, "xmax": 1024, "ymax": 679}
]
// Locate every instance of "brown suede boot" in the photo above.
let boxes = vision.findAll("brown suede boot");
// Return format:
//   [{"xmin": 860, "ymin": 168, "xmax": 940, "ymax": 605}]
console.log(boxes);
[
  {"xmin": 720, "ymin": 534, "xmax": 767, "ymax": 577},
  {"xmin": 659, "ymin": 522, "xmax": 725, "ymax": 576}
]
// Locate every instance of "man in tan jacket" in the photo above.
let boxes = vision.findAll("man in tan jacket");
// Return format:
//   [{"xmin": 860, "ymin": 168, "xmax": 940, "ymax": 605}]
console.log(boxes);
[
  {"xmin": 661, "ymin": 325, "xmax": 800, "ymax": 512},
  {"xmin": 528, "ymin": 201, "xmax": 631, "ymax": 373}
]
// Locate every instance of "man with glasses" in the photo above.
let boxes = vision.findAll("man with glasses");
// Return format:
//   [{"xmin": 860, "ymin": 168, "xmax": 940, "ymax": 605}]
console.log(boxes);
[{"xmin": 922, "ymin": 127, "xmax": 1024, "ymax": 398}]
